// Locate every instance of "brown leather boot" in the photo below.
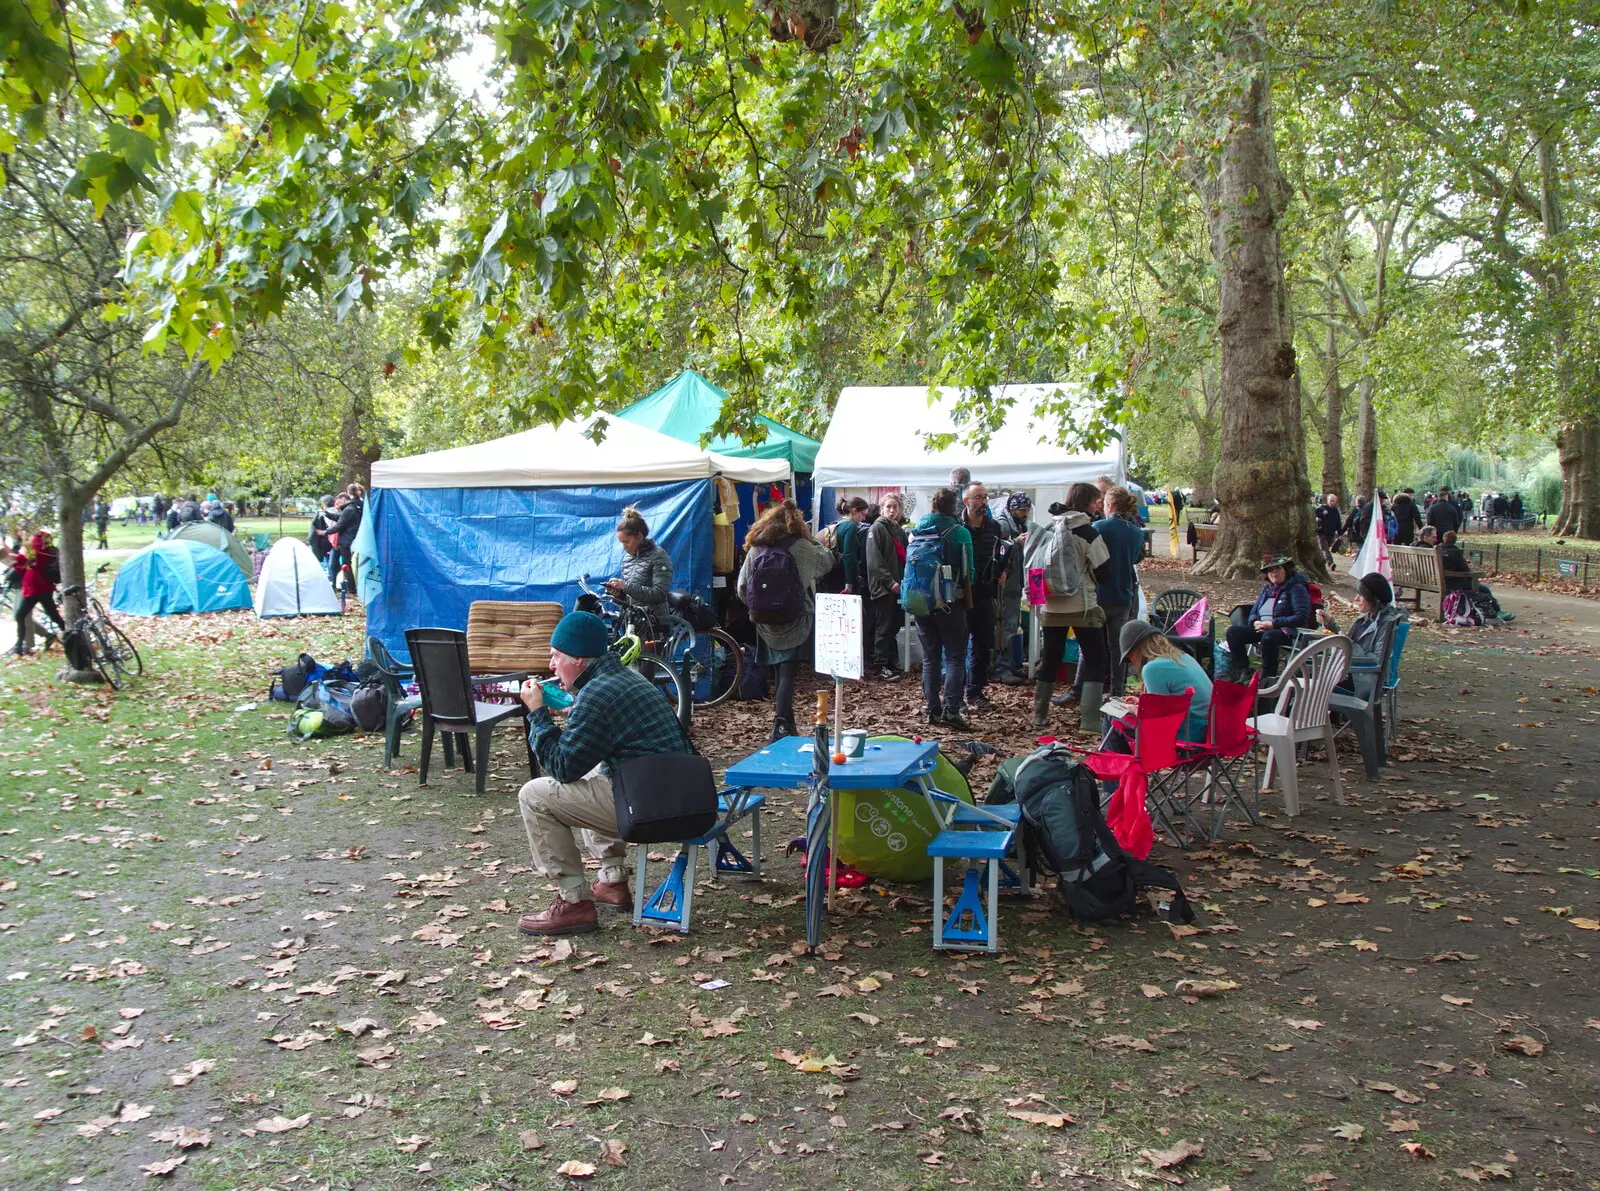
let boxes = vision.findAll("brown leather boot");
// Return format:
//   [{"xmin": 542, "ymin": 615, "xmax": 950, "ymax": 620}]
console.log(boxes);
[
  {"xmin": 518, "ymin": 898, "xmax": 598, "ymax": 935},
  {"xmin": 590, "ymin": 880, "xmax": 633, "ymax": 909}
]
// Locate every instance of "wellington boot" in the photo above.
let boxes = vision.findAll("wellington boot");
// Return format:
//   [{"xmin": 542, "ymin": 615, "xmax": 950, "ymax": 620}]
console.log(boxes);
[
  {"xmin": 1078, "ymin": 682, "xmax": 1103, "ymax": 733},
  {"xmin": 1032, "ymin": 682, "xmax": 1054, "ymax": 730}
]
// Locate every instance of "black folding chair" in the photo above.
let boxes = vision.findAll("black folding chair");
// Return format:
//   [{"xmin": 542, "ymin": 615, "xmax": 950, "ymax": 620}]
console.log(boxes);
[
  {"xmin": 366, "ymin": 635, "xmax": 423, "ymax": 770},
  {"xmin": 404, "ymin": 627, "xmax": 537, "ymax": 796},
  {"xmin": 1148, "ymin": 587, "xmax": 1215, "ymax": 672}
]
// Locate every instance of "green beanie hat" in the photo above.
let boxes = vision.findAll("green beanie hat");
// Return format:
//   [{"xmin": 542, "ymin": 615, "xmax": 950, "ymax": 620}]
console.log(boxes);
[{"xmin": 550, "ymin": 610, "xmax": 610, "ymax": 659}]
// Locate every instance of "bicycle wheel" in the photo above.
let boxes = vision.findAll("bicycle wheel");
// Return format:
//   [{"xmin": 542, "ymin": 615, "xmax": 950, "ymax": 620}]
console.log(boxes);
[
  {"xmin": 635, "ymin": 655, "xmax": 691, "ymax": 732},
  {"xmin": 103, "ymin": 620, "xmax": 142, "ymax": 677},
  {"xmin": 670, "ymin": 627, "xmax": 743, "ymax": 707},
  {"xmin": 87, "ymin": 623, "xmax": 123, "ymax": 689}
]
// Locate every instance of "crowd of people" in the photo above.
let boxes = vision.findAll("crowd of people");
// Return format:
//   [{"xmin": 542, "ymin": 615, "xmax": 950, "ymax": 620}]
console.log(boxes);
[{"xmin": 1314, "ymin": 485, "xmax": 1531, "ymax": 570}]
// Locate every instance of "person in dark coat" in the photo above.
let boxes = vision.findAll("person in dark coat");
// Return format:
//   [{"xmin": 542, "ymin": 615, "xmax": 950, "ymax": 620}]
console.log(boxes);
[
  {"xmin": 325, "ymin": 484, "xmax": 364, "ymax": 588},
  {"xmin": 1223, "ymin": 555, "xmax": 1313, "ymax": 680},
  {"xmin": 1426, "ymin": 486, "xmax": 1463, "ymax": 536},
  {"xmin": 309, "ymin": 496, "xmax": 336, "ymax": 561},
  {"xmin": 959, "ymin": 482, "xmax": 1008, "ymax": 713},
  {"xmin": 1315, "ymin": 495, "xmax": 1343, "ymax": 567},
  {"xmin": 1391, "ymin": 489, "xmax": 1423, "ymax": 545},
  {"xmin": 864, "ymin": 493, "xmax": 909, "ymax": 680}
]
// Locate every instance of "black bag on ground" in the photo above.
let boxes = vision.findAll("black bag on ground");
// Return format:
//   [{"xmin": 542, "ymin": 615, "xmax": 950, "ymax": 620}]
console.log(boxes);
[
  {"xmin": 736, "ymin": 646, "xmax": 767, "ymax": 700},
  {"xmin": 998, "ymin": 744, "xmax": 1195, "ymax": 925},
  {"xmin": 271, "ymin": 653, "xmax": 319, "ymax": 702},
  {"xmin": 350, "ymin": 682, "xmax": 389, "ymax": 733},
  {"xmin": 610, "ymin": 753, "xmax": 718, "ymax": 843},
  {"xmin": 62, "ymin": 625, "xmax": 94, "ymax": 671}
]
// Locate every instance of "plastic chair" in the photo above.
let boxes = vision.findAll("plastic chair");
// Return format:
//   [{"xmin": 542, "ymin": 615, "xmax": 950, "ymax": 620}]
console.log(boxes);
[
  {"xmin": 1248, "ymin": 635, "xmax": 1350, "ymax": 817},
  {"xmin": 1149, "ymin": 588, "xmax": 1215, "ymax": 669},
  {"xmin": 1329, "ymin": 614, "xmax": 1402, "ymax": 779},
  {"xmin": 1182, "ymin": 673, "xmax": 1260, "ymax": 839},
  {"xmin": 1382, "ymin": 621, "xmax": 1410, "ymax": 739},
  {"xmin": 1082, "ymin": 688, "xmax": 1198, "ymax": 849},
  {"xmin": 366, "ymin": 635, "xmax": 423, "ymax": 770},
  {"xmin": 404, "ymin": 627, "xmax": 536, "ymax": 797}
]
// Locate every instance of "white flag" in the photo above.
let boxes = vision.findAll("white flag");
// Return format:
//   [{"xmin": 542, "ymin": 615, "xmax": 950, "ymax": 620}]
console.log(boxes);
[{"xmin": 1351, "ymin": 488, "xmax": 1392, "ymax": 580}]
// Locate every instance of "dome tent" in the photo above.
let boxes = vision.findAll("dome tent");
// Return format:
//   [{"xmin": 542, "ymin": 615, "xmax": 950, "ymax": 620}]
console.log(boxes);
[
  {"xmin": 111, "ymin": 540, "xmax": 252, "ymax": 616},
  {"xmin": 165, "ymin": 521, "xmax": 252, "ymax": 578},
  {"xmin": 255, "ymin": 537, "xmax": 341, "ymax": 618}
]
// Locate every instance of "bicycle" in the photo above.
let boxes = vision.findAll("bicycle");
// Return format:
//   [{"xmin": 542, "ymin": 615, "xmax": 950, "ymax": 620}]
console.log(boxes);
[
  {"xmin": 662, "ymin": 592, "xmax": 744, "ymax": 708},
  {"xmin": 575, "ymin": 574, "xmax": 690, "ymax": 729},
  {"xmin": 61, "ymin": 563, "xmax": 143, "ymax": 689}
]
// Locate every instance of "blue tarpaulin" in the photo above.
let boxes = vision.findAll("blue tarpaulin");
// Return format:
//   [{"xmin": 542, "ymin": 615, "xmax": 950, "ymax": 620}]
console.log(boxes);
[
  {"xmin": 358, "ymin": 481, "xmax": 713, "ymax": 659},
  {"xmin": 110, "ymin": 540, "xmax": 252, "ymax": 616}
]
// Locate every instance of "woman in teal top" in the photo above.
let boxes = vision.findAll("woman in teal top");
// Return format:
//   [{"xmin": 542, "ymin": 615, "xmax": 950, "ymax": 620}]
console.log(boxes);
[{"xmin": 1118, "ymin": 619, "xmax": 1213, "ymax": 742}]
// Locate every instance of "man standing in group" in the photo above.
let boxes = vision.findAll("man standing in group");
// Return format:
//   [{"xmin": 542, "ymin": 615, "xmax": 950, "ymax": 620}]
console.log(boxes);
[
  {"xmin": 1392, "ymin": 488, "xmax": 1423, "ymax": 545},
  {"xmin": 949, "ymin": 466, "xmax": 971, "ymax": 495},
  {"xmin": 992, "ymin": 492, "xmax": 1032, "ymax": 686},
  {"xmin": 1315, "ymin": 494, "xmax": 1342, "ymax": 569},
  {"xmin": 960, "ymin": 482, "xmax": 1006, "ymax": 714},
  {"xmin": 516, "ymin": 610, "xmax": 694, "ymax": 935},
  {"xmin": 1427, "ymin": 486, "xmax": 1463, "ymax": 537}
]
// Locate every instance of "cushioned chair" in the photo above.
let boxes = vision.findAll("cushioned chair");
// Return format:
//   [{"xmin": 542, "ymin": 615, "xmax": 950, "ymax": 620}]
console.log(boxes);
[
  {"xmin": 366, "ymin": 635, "xmax": 423, "ymax": 770},
  {"xmin": 405, "ymin": 627, "xmax": 537, "ymax": 796},
  {"xmin": 465, "ymin": 600, "xmax": 563, "ymax": 679}
]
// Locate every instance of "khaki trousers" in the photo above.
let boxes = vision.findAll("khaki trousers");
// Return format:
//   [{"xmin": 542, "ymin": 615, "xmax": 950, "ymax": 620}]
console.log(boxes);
[{"xmin": 517, "ymin": 766, "xmax": 627, "ymax": 902}]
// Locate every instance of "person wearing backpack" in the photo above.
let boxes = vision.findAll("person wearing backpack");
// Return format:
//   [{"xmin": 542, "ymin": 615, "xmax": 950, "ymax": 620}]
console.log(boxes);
[
  {"xmin": 906, "ymin": 487, "xmax": 975, "ymax": 729},
  {"xmin": 309, "ymin": 495, "xmax": 336, "ymax": 562},
  {"xmin": 1222, "ymin": 554, "xmax": 1312, "ymax": 680},
  {"xmin": 737, "ymin": 499, "xmax": 835, "ymax": 741},
  {"xmin": 865, "ymin": 493, "xmax": 909, "ymax": 680},
  {"xmin": 10, "ymin": 531, "xmax": 64, "ymax": 657},
  {"xmin": 1026, "ymin": 483, "xmax": 1112, "ymax": 732}
]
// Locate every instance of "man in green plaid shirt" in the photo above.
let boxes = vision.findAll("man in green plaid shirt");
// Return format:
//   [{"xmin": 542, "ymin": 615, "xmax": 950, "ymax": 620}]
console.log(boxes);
[{"xmin": 516, "ymin": 611, "xmax": 692, "ymax": 936}]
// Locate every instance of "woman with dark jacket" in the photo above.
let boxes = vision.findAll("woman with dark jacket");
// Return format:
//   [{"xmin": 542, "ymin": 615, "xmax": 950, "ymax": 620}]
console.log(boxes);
[
  {"xmin": 736, "ymin": 500, "xmax": 835, "ymax": 741},
  {"xmin": 326, "ymin": 483, "xmax": 364, "ymax": 585},
  {"xmin": 864, "ymin": 493, "xmax": 909, "ymax": 680},
  {"xmin": 606, "ymin": 506, "xmax": 674, "ymax": 636},
  {"xmin": 911, "ymin": 487, "xmax": 975, "ymax": 729},
  {"xmin": 1317, "ymin": 571, "xmax": 1401, "ymax": 668},
  {"xmin": 1223, "ymin": 554, "xmax": 1313, "ymax": 680},
  {"xmin": 11, "ymin": 531, "xmax": 64, "ymax": 656}
]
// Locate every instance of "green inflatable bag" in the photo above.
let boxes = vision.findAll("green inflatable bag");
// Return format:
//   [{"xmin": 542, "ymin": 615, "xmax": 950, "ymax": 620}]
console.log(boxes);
[{"xmin": 832, "ymin": 735, "xmax": 975, "ymax": 883}]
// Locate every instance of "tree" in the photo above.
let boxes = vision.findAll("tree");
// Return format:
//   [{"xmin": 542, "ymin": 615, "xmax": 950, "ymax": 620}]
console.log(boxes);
[{"xmin": 0, "ymin": 125, "xmax": 210, "ymax": 618}]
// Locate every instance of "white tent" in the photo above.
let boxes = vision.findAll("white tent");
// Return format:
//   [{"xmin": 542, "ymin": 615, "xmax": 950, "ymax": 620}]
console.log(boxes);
[
  {"xmin": 255, "ymin": 537, "xmax": 342, "ymax": 618},
  {"xmin": 812, "ymin": 384, "xmax": 1124, "ymax": 492},
  {"xmin": 371, "ymin": 414, "xmax": 791, "ymax": 489}
]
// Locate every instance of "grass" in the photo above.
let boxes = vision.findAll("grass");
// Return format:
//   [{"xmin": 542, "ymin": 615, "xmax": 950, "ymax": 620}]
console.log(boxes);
[{"xmin": 0, "ymin": 594, "xmax": 1595, "ymax": 1189}]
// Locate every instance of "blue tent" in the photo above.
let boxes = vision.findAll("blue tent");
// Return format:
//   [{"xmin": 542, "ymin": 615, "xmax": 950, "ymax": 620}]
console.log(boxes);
[
  {"xmin": 356, "ymin": 415, "xmax": 791, "ymax": 658},
  {"xmin": 110, "ymin": 540, "xmax": 252, "ymax": 616}
]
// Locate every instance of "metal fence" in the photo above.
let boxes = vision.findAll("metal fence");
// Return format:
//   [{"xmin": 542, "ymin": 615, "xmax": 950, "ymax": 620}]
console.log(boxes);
[{"xmin": 1462, "ymin": 541, "xmax": 1600, "ymax": 587}]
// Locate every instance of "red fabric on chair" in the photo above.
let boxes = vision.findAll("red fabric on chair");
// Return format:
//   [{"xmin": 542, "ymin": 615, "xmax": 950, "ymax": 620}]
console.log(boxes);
[{"xmin": 1083, "ymin": 688, "xmax": 1195, "ymax": 855}]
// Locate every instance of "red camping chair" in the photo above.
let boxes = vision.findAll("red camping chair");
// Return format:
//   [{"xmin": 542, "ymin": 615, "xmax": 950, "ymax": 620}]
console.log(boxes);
[
  {"xmin": 1081, "ymin": 688, "xmax": 1196, "ymax": 854},
  {"xmin": 1182, "ymin": 672, "xmax": 1260, "ymax": 840}
]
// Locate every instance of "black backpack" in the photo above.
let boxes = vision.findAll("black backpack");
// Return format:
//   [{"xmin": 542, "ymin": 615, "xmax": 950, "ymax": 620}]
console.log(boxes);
[
  {"xmin": 994, "ymin": 745, "xmax": 1195, "ymax": 925},
  {"xmin": 44, "ymin": 549, "xmax": 61, "ymax": 586},
  {"xmin": 350, "ymin": 682, "xmax": 389, "ymax": 733},
  {"xmin": 271, "ymin": 653, "xmax": 319, "ymax": 702}
]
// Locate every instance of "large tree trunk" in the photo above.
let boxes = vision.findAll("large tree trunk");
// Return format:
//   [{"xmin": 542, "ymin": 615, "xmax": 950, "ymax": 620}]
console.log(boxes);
[
  {"xmin": 339, "ymin": 380, "xmax": 382, "ymax": 490},
  {"xmin": 1353, "ymin": 376, "xmax": 1377, "ymax": 502},
  {"xmin": 1555, "ymin": 421, "xmax": 1600, "ymax": 539},
  {"xmin": 1193, "ymin": 31, "xmax": 1323, "ymax": 579},
  {"xmin": 1318, "ymin": 324, "xmax": 1347, "ymax": 507},
  {"xmin": 55, "ymin": 489, "xmax": 89, "ymax": 625}
]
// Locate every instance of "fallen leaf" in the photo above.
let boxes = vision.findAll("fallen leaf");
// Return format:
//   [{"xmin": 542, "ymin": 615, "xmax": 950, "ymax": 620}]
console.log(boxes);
[
  {"xmin": 1331, "ymin": 1122, "xmax": 1366, "ymax": 1142},
  {"xmin": 1285, "ymin": 1018, "xmax": 1323, "ymax": 1030},
  {"xmin": 1386, "ymin": 1118, "xmax": 1421, "ymax": 1133},
  {"xmin": 1007, "ymin": 1109, "xmax": 1072, "ymax": 1128},
  {"xmin": 1140, "ymin": 984, "xmax": 1168, "ymax": 999},
  {"xmin": 1401, "ymin": 1141, "xmax": 1436, "ymax": 1159},
  {"xmin": 557, "ymin": 1160, "xmax": 597, "ymax": 1177},
  {"xmin": 401, "ymin": 1010, "xmax": 446, "ymax": 1034},
  {"xmin": 1502, "ymin": 1034, "xmax": 1544, "ymax": 1056},
  {"xmin": 148, "ymin": 1126, "xmax": 211, "ymax": 1149},
  {"xmin": 254, "ymin": 1114, "xmax": 311, "ymax": 1134},
  {"xmin": 550, "ymin": 1079, "xmax": 579, "ymax": 1095},
  {"xmin": 394, "ymin": 1134, "xmax": 430, "ymax": 1152},
  {"xmin": 590, "ymin": 1086, "xmax": 631, "ymax": 1102},
  {"xmin": 1440, "ymin": 995, "xmax": 1474, "ymax": 1006},
  {"xmin": 338, "ymin": 1016, "xmax": 382, "ymax": 1036},
  {"xmin": 138, "ymin": 1157, "xmax": 186, "ymax": 1178},
  {"xmin": 600, "ymin": 1138, "xmax": 628, "ymax": 1167},
  {"xmin": 1569, "ymin": 917, "xmax": 1600, "ymax": 931},
  {"xmin": 1174, "ymin": 979, "xmax": 1240, "ymax": 998},
  {"xmin": 1140, "ymin": 1138, "xmax": 1203, "ymax": 1169},
  {"xmin": 519, "ymin": 1130, "xmax": 545, "ymax": 1150}
]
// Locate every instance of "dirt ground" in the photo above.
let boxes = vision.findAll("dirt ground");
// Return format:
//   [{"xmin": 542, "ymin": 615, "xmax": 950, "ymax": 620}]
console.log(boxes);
[{"xmin": 0, "ymin": 558, "xmax": 1596, "ymax": 1191}]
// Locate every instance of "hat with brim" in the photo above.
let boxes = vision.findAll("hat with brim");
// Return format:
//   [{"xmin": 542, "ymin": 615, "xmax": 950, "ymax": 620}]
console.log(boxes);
[
  {"xmin": 1118, "ymin": 618, "xmax": 1164, "ymax": 662},
  {"xmin": 1259, "ymin": 554, "xmax": 1293, "ymax": 572}
]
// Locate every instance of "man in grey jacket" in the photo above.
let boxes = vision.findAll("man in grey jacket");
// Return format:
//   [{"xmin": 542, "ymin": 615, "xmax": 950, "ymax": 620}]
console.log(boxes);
[{"xmin": 992, "ymin": 491, "xmax": 1032, "ymax": 686}]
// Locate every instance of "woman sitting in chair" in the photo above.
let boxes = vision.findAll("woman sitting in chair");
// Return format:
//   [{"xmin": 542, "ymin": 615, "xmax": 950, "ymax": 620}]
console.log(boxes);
[
  {"xmin": 1120, "ymin": 620, "xmax": 1213, "ymax": 742},
  {"xmin": 1316, "ymin": 572, "xmax": 1401, "ymax": 670},
  {"xmin": 1223, "ymin": 554, "xmax": 1312, "ymax": 680}
]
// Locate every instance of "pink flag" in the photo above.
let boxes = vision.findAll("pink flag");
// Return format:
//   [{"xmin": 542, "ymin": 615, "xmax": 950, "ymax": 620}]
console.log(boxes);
[
  {"xmin": 1352, "ymin": 487, "xmax": 1392, "ymax": 580},
  {"xmin": 1170, "ymin": 597, "xmax": 1208, "ymax": 638}
]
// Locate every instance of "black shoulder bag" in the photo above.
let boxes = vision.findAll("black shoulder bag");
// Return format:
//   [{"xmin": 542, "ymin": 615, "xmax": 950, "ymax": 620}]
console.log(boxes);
[{"xmin": 610, "ymin": 753, "xmax": 718, "ymax": 843}]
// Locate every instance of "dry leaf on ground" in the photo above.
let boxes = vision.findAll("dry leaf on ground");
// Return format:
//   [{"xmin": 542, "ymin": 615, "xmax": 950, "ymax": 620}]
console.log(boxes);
[{"xmin": 1140, "ymin": 1138, "xmax": 1203, "ymax": 1169}]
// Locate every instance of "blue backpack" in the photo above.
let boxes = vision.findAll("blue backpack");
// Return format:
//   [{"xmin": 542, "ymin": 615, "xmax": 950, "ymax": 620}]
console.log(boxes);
[{"xmin": 900, "ymin": 526, "xmax": 956, "ymax": 617}]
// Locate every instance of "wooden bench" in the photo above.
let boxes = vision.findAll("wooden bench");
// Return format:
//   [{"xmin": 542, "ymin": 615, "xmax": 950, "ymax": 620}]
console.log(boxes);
[
  {"xmin": 1189, "ymin": 522, "xmax": 1219, "ymax": 562},
  {"xmin": 1389, "ymin": 545, "xmax": 1478, "ymax": 621}
]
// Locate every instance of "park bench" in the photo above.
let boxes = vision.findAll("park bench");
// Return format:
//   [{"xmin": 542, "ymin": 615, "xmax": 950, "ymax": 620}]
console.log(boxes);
[
  {"xmin": 1389, "ymin": 544, "xmax": 1478, "ymax": 621},
  {"xmin": 1189, "ymin": 522, "xmax": 1219, "ymax": 562}
]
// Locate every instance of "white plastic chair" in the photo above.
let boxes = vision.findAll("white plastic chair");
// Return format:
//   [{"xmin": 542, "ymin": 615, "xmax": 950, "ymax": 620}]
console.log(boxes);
[{"xmin": 1248, "ymin": 635, "xmax": 1350, "ymax": 817}]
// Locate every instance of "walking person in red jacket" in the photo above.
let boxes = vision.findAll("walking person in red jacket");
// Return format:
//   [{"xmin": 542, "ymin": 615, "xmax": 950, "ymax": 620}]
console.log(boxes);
[{"xmin": 10, "ymin": 531, "xmax": 64, "ymax": 656}]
